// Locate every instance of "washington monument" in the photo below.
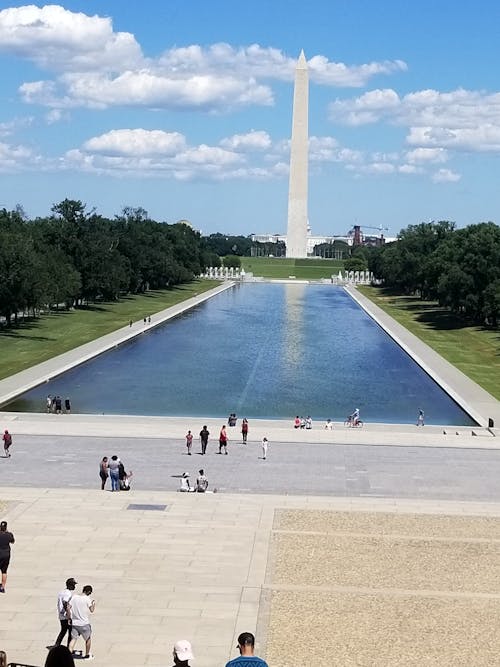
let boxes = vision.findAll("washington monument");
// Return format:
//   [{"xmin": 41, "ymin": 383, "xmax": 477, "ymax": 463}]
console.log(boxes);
[{"xmin": 286, "ymin": 50, "xmax": 309, "ymax": 258}]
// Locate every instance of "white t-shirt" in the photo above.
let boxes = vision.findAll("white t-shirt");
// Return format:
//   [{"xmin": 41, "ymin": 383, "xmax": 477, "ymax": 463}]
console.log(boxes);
[
  {"xmin": 57, "ymin": 588, "xmax": 72, "ymax": 620},
  {"xmin": 69, "ymin": 594, "xmax": 92, "ymax": 626}
]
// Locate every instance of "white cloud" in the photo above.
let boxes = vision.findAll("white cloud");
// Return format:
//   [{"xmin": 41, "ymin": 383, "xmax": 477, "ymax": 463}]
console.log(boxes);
[
  {"xmin": 172, "ymin": 145, "xmax": 242, "ymax": 167},
  {"xmin": 65, "ymin": 130, "xmax": 247, "ymax": 180},
  {"xmin": 432, "ymin": 168, "xmax": 461, "ymax": 183},
  {"xmin": 405, "ymin": 147, "xmax": 448, "ymax": 163},
  {"xmin": 83, "ymin": 129, "xmax": 187, "ymax": 157},
  {"xmin": 0, "ymin": 115, "xmax": 33, "ymax": 137},
  {"xmin": 308, "ymin": 57, "xmax": 406, "ymax": 87},
  {"xmin": 45, "ymin": 109, "xmax": 67, "ymax": 124},
  {"xmin": 20, "ymin": 70, "xmax": 273, "ymax": 111},
  {"xmin": 0, "ymin": 4, "xmax": 142, "ymax": 72},
  {"xmin": 220, "ymin": 131, "xmax": 272, "ymax": 151},
  {"xmin": 406, "ymin": 125, "xmax": 500, "ymax": 152},
  {"xmin": 1, "ymin": 6, "xmax": 406, "ymax": 112},
  {"xmin": 330, "ymin": 87, "xmax": 500, "ymax": 153},
  {"xmin": 0, "ymin": 140, "xmax": 39, "ymax": 172},
  {"xmin": 398, "ymin": 164, "xmax": 423, "ymax": 174},
  {"xmin": 309, "ymin": 135, "xmax": 338, "ymax": 162}
]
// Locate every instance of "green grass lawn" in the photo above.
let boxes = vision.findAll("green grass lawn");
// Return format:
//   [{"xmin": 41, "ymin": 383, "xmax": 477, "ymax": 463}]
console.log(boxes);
[
  {"xmin": 359, "ymin": 286, "xmax": 500, "ymax": 400},
  {"xmin": 0, "ymin": 280, "xmax": 220, "ymax": 380},
  {"xmin": 240, "ymin": 257, "xmax": 344, "ymax": 279}
]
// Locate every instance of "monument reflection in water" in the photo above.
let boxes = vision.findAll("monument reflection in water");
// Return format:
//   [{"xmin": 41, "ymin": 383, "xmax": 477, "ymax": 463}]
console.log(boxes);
[{"xmin": 6, "ymin": 284, "xmax": 474, "ymax": 425}]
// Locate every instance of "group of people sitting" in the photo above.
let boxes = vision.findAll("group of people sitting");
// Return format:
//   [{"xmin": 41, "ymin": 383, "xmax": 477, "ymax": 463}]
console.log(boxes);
[
  {"xmin": 179, "ymin": 469, "xmax": 209, "ymax": 493},
  {"xmin": 294, "ymin": 415, "xmax": 313, "ymax": 429}
]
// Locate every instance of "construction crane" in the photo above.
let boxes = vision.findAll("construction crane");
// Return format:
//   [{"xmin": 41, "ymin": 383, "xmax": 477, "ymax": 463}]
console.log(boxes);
[{"xmin": 351, "ymin": 224, "xmax": 389, "ymax": 245}]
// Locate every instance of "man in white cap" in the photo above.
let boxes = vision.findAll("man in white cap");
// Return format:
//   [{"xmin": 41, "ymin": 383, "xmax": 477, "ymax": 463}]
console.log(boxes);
[
  {"xmin": 179, "ymin": 473, "xmax": 194, "ymax": 492},
  {"xmin": 172, "ymin": 639, "xmax": 194, "ymax": 666}
]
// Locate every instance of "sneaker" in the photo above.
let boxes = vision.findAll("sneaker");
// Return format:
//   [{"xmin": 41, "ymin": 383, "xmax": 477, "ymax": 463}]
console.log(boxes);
[
  {"xmin": 83, "ymin": 655, "xmax": 94, "ymax": 660},
  {"xmin": 0, "ymin": 585, "xmax": 5, "ymax": 593}
]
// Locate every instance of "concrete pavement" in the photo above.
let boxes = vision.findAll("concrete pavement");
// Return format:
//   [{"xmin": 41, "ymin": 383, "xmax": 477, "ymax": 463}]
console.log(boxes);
[{"xmin": 3, "ymin": 488, "xmax": 500, "ymax": 667}]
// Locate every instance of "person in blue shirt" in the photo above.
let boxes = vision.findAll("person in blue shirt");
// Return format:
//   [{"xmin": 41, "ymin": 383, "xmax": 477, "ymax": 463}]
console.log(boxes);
[{"xmin": 225, "ymin": 632, "xmax": 268, "ymax": 667}]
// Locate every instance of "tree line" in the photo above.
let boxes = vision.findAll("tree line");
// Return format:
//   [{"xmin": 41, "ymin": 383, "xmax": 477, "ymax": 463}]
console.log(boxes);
[
  {"xmin": 0, "ymin": 200, "xmax": 227, "ymax": 326},
  {"xmin": 369, "ymin": 221, "xmax": 500, "ymax": 327}
]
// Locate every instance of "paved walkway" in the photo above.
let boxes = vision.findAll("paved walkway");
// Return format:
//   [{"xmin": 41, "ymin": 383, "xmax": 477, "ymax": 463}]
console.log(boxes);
[
  {"xmin": 3, "ymin": 432, "xmax": 500, "ymax": 499},
  {"xmin": 3, "ymin": 487, "xmax": 500, "ymax": 667}
]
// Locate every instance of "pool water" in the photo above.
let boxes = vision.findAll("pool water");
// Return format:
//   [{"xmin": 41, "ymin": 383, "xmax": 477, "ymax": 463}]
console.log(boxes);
[{"xmin": 4, "ymin": 284, "xmax": 475, "ymax": 425}]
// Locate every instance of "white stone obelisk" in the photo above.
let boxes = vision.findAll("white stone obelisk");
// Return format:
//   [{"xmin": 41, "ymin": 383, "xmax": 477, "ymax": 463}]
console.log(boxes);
[{"xmin": 286, "ymin": 50, "xmax": 309, "ymax": 258}]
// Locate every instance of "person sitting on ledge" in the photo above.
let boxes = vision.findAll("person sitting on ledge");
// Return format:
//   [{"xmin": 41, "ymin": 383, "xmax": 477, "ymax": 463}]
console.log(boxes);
[
  {"xmin": 294, "ymin": 416, "xmax": 301, "ymax": 429},
  {"xmin": 179, "ymin": 473, "xmax": 194, "ymax": 492}
]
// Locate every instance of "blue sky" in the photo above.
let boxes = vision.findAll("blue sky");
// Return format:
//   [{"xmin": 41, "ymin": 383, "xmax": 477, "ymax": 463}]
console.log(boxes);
[{"xmin": 1, "ymin": 1, "xmax": 500, "ymax": 237}]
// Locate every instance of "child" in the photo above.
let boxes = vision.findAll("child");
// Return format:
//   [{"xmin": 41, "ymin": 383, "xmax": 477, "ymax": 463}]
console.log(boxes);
[
  {"xmin": 185, "ymin": 430, "xmax": 193, "ymax": 455},
  {"xmin": 261, "ymin": 437, "xmax": 268, "ymax": 460}
]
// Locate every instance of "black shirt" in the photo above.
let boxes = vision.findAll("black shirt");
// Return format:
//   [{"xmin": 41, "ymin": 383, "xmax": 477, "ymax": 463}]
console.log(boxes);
[{"xmin": 0, "ymin": 531, "xmax": 15, "ymax": 555}]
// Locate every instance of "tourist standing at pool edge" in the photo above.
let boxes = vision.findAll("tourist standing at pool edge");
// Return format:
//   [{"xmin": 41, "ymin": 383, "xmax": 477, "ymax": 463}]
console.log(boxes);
[
  {"xmin": 219, "ymin": 425, "xmax": 228, "ymax": 455},
  {"xmin": 241, "ymin": 418, "xmax": 249, "ymax": 443},
  {"xmin": 185, "ymin": 430, "xmax": 193, "ymax": 455},
  {"xmin": 199, "ymin": 426, "xmax": 209, "ymax": 455},
  {"xmin": 261, "ymin": 437, "xmax": 268, "ymax": 460}
]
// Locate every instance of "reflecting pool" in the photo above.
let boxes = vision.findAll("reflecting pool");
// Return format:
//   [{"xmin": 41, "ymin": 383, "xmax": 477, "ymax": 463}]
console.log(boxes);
[{"xmin": 4, "ymin": 284, "xmax": 475, "ymax": 424}]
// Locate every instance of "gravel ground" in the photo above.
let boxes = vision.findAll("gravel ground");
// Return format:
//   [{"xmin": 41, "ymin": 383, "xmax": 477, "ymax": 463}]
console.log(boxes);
[{"xmin": 265, "ymin": 509, "xmax": 500, "ymax": 665}]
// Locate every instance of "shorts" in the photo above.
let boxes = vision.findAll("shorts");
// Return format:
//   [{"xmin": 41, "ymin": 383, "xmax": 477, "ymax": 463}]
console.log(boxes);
[
  {"xmin": 71, "ymin": 624, "xmax": 91, "ymax": 641},
  {"xmin": 0, "ymin": 556, "xmax": 10, "ymax": 573}
]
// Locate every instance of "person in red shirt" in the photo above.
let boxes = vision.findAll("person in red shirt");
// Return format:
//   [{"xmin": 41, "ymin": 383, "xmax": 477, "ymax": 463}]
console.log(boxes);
[
  {"xmin": 218, "ymin": 425, "xmax": 228, "ymax": 455},
  {"xmin": 2, "ymin": 430, "xmax": 12, "ymax": 458},
  {"xmin": 241, "ymin": 418, "xmax": 249, "ymax": 444},
  {"xmin": 185, "ymin": 430, "xmax": 193, "ymax": 455}
]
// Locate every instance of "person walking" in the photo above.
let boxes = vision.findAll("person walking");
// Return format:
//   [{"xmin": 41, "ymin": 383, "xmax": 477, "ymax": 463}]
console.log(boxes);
[
  {"xmin": 172, "ymin": 639, "xmax": 194, "ymax": 666},
  {"xmin": 108, "ymin": 455, "xmax": 120, "ymax": 492},
  {"xmin": 199, "ymin": 426, "xmax": 209, "ymax": 455},
  {"xmin": 53, "ymin": 577, "xmax": 77, "ymax": 647},
  {"xmin": 185, "ymin": 430, "xmax": 193, "ymax": 455},
  {"xmin": 261, "ymin": 437, "xmax": 268, "ymax": 460},
  {"xmin": 417, "ymin": 409, "xmax": 425, "ymax": 427},
  {"xmin": 241, "ymin": 418, "xmax": 249, "ymax": 444},
  {"xmin": 68, "ymin": 585, "xmax": 95, "ymax": 660},
  {"xmin": 99, "ymin": 457, "xmax": 109, "ymax": 490},
  {"xmin": 225, "ymin": 632, "xmax": 268, "ymax": 667},
  {"xmin": 218, "ymin": 425, "xmax": 228, "ymax": 455},
  {"xmin": 2, "ymin": 430, "xmax": 12, "ymax": 458},
  {"xmin": 64, "ymin": 398, "xmax": 71, "ymax": 414},
  {"xmin": 0, "ymin": 521, "xmax": 14, "ymax": 593}
]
